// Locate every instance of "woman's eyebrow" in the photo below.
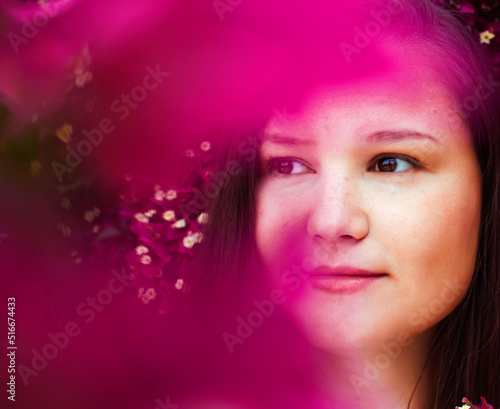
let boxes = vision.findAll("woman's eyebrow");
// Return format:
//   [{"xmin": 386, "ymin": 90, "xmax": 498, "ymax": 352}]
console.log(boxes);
[
  {"xmin": 365, "ymin": 130, "xmax": 442, "ymax": 145},
  {"xmin": 261, "ymin": 133, "xmax": 316, "ymax": 147},
  {"xmin": 261, "ymin": 130, "xmax": 441, "ymax": 146}
]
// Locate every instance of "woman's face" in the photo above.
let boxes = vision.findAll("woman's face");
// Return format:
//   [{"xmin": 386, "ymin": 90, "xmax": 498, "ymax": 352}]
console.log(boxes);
[{"xmin": 254, "ymin": 55, "xmax": 482, "ymax": 351}]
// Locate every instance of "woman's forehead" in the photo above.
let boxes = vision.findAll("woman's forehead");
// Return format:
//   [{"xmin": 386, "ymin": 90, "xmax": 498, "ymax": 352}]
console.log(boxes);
[
  {"xmin": 264, "ymin": 50, "xmax": 466, "ymax": 142},
  {"xmin": 306, "ymin": 46, "xmax": 449, "ymax": 106}
]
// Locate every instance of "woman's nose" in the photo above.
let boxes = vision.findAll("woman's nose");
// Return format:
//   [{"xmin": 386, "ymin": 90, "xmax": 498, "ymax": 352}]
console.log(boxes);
[{"xmin": 306, "ymin": 174, "xmax": 370, "ymax": 244}]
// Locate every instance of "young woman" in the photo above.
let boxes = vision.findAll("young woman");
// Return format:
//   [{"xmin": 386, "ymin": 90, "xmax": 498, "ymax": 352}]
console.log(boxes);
[{"xmin": 192, "ymin": 1, "xmax": 500, "ymax": 408}]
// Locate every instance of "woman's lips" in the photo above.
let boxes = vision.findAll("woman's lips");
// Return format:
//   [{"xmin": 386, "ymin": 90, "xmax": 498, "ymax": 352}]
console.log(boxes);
[{"xmin": 308, "ymin": 266, "xmax": 388, "ymax": 293}]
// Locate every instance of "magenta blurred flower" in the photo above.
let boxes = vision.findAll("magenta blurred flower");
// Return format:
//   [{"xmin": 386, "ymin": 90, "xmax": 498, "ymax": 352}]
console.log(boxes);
[{"xmin": 458, "ymin": 397, "xmax": 495, "ymax": 409}]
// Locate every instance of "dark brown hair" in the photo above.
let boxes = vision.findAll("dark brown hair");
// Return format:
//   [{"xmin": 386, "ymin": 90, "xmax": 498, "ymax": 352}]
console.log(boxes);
[{"xmin": 193, "ymin": 1, "xmax": 500, "ymax": 408}]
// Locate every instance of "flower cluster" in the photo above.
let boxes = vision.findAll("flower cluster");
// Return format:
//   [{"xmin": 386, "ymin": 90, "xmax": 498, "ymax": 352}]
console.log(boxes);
[
  {"xmin": 46, "ymin": 140, "xmax": 215, "ymax": 315},
  {"xmin": 113, "ymin": 148, "xmax": 213, "ymax": 312},
  {"xmin": 76, "ymin": 139, "xmax": 217, "ymax": 314},
  {"xmin": 457, "ymin": 397, "xmax": 494, "ymax": 409},
  {"xmin": 433, "ymin": 0, "xmax": 500, "ymax": 70}
]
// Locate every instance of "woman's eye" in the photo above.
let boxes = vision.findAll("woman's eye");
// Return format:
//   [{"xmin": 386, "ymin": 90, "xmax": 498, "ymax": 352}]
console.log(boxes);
[
  {"xmin": 370, "ymin": 156, "xmax": 416, "ymax": 173},
  {"xmin": 269, "ymin": 158, "xmax": 312, "ymax": 175}
]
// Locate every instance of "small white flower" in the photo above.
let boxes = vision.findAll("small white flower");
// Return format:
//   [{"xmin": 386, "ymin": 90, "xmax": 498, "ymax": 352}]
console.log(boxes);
[
  {"xmin": 197, "ymin": 212, "xmax": 209, "ymax": 224},
  {"xmin": 200, "ymin": 141, "xmax": 211, "ymax": 151},
  {"xmin": 185, "ymin": 149, "xmax": 195, "ymax": 158},
  {"xmin": 154, "ymin": 190, "xmax": 165, "ymax": 201},
  {"xmin": 140, "ymin": 255, "xmax": 152, "ymax": 265},
  {"xmin": 175, "ymin": 278, "xmax": 184, "ymax": 290},
  {"xmin": 145, "ymin": 287, "xmax": 156, "ymax": 297},
  {"xmin": 456, "ymin": 405, "xmax": 471, "ymax": 409},
  {"xmin": 134, "ymin": 213, "xmax": 149, "ymax": 223},
  {"xmin": 84, "ymin": 208, "xmax": 100, "ymax": 222},
  {"xmin": 56, "ymin": 123, "xmax": 73, "ymax": 144},
  {"xmin": 480, "ymin": 29, "xmax": 496, "ymax": 44},
  {"xmin": 75, "ymin": 70, "xmax": 93, "ymax": 88},
  {"xmin": 166, "ymin": 190, "xmax": 177, "ymax": 200},
  {"xmin": 84, "ymin": 210, "xmax": 95, "ymax": 222},
  {"xmin": 30, "ymin": 160, "xmax": 42, "ymax": 176},
  {"xmin": 193, "ymin": 232, "xmax": 203, "ymax": 243},
  {"xmin": 183, "ymin": 235, "xmax": 196, "ymax": 249},
  {"xmin": 135, "ymin": 245, "xmax": 149, "ymax": 255},
  {"xmin": 140, "ymin": 287, "xmax": 157, "ymax": 304},
  {"xmin": 162, "ymin": 210, "xmax": 176, "ymax": 222},
  {"xmin": 172, "ymin": 219, "xmax": 186, "ymax": 229},
  {"xmin": 144, "ymin": 209, "xmax": 156, "ymax": 218}
]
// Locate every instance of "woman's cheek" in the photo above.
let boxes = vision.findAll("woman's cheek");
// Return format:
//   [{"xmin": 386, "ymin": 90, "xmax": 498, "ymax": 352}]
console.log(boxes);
[
  {"xmin": 255, "ymin": 184, "xmax": 311, "ymax": 270},
  {"xmin": 380, "ymin": 176, "xmax": 478, "ymax": 315}
]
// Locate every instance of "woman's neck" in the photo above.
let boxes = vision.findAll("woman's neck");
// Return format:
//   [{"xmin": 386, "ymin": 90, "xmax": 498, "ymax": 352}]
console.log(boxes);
[{"xmin": 304, "ymin": 330, "xmax": 433, "ymax": 409}]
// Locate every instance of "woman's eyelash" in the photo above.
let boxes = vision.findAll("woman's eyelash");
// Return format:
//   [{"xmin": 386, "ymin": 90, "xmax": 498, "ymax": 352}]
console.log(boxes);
[
  {"xmin": 368, "ymin": 154, "xmax": 423, "ymax": 173},
  {"xmin": 264, "ymin": 157, "xmax": 313, "ymax": 176}
]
